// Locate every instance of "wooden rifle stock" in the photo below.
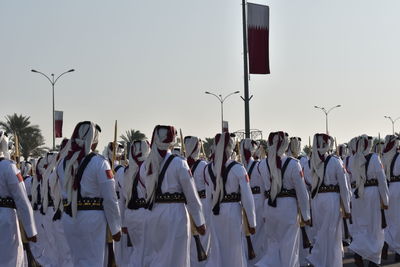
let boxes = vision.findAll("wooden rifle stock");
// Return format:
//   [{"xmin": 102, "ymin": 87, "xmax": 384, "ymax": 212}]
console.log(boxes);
[
  {"xmin": 381, "ymin": 207, "xmax": 387, "ymax": 229},
  {"xmin": 242, "ymin": 209, "xmax": 256, "ymax": 260},
  {"xmin": 343, "ymin": 218, "xmax": 351, "ymax": 240}
]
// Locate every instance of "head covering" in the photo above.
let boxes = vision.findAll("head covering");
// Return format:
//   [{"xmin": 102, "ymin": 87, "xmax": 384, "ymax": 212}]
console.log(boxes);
[
  {"xmin": 239, "ymin": 138, "xmax": 257, "ymax": 168},
  {"xmin": 63, "ymin": 121, "xmax": 101, "ymax": 217},
  {"xmin": 337, "ymin": 144, "xmax": 348, "ymax": 159},
  {"xmin": 145, "ymin": 125, "xmax": 177, "ymax": 208},
  {"xmin": 211, "ymin": 132, "xmax": 235, "ymax": 214},
  {"xmin": 41, "ymin": 151, "xmax": 58, "ymax": 213},
  {"xmin": 310, "ymin": 133, "xmax": 333, "ymax": 196},
  {"xmin": 267, "ymin": 131, "xmax": 290, "ymax": 203},
  {"xmin": 106, "ymin": 141, "xmax": 124, "ymax": 163},
  {"xmin": 21, "ymin": 161, "xmax": 32, "ymax": 177},
  {"xmin": 382, "ymin": 135, "xmax": 399, "ymax": 180},
  {"xmin": 351, "ymin": 135, "xmax": 370, "ymax": 198},
  {"xmin": 348, "ymin": 137, "xmax": 358, "ymax": 156},
  {"xmin": 287, "ymin": 137, "xmax": 302, "ymax": 158},
  {"xmin": 0, "ymin": 131, "xmax": 10, "ymax": 159},
  {"xmin": 32, "ymin": 156, "xmax": 45, "ymax": 205},
  {"xmin": 125, "ymin": 140, "xmax": 150, "ymax": 206},
  {"xmin": 184, "ymin": 136, "xmax": 201, "ymax": 168}
]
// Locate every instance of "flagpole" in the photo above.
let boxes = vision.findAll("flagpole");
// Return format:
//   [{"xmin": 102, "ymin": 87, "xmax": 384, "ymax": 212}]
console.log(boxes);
[{"xmin": 242, "ymin": 0, "xmax": 251, "ymax": 138}]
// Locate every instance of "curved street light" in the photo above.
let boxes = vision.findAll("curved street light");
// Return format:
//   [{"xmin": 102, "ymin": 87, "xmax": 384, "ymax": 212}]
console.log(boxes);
[
  {"xmin": 384, "ymin": 115, "xmax": 400, "ymax": 135},
  {"xmin": 205, "ymin": 90, "xmax": 240, "ymax": 132},
  {"xmin": 31, "ymin": 68, "xmax": 75, "ymax": 150},
  {"xmin": 314, "ymin": 105, "xmax": 341, "ymax": 135}
]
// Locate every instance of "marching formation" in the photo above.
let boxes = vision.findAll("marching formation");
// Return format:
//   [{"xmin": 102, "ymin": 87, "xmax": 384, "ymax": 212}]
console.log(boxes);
[{"xmin": 1, "ymin": 122, "xmax": 400, "ymax": 267}]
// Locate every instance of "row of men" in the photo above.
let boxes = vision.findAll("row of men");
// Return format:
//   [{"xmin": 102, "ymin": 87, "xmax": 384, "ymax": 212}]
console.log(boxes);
[{"xmin": 1, "ymin": 124, "xmax": 400, "ymax": 267}]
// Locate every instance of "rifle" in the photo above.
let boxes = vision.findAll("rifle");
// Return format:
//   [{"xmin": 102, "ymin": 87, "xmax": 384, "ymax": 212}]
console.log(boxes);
[
  {"xmin": 179, "ymin": 129, "xmax": 207, "ymax": 261},
  {"xmin": 107, "ymin": 120, "xmax": 117, "ymax": 267},
  {"xmin": 237, "ymin": 140, "xmax": 256, "ymax": 260}
]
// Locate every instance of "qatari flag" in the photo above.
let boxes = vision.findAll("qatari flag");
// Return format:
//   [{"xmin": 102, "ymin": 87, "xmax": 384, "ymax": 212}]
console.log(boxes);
[
  {"xmin": 54, "ymin": 110, "xmax": 63, "ymax": 138},
  {"xmin": 247, "ymin": 3, "xmax": 270, "ymax": 74}
]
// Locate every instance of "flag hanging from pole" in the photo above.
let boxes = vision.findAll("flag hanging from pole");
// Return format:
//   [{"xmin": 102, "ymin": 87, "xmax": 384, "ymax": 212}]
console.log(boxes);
[
  {"xmin": 247, "ymin": 3, "xmax": 270, "ymax": 74},
  {"xmin": 55, "ymin": 111, "xmax": 63, "ymax": 138}
]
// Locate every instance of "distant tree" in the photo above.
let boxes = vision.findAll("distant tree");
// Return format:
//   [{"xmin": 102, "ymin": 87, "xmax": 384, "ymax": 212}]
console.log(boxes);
[
  {"xmin": 303, "ymin": 145, "xmax": 311, "ymax": 156},
  {"xmin": 0, "ymin": 113, "xmax": 46, "ymax": 159},
  {"xmin": 120, "ymin": 129, "xmax": 147, "ymax": 144},
  {"xmin": 203, "ymin": 137, "xmax": 214, "ymax": 158}
]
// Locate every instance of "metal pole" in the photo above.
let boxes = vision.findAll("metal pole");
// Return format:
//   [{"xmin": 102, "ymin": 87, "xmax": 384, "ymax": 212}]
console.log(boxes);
[
  {"xmin": 242, "ymin": 0, "xmax": 250, "ymax": 138},
  {"xmin": 326, "ymin": 113, "xmax": 328, "ymax": 135},
  {"xmin": 52, "ymin": 79, "xmax": 55, "ymax": 150},
  {"xmin": 393, "ymin": 122, "xmax": 395, "ymax": 135},
  {"xmin": 220, "ymin": 99, "xmax": 224, "ymax": 132}
]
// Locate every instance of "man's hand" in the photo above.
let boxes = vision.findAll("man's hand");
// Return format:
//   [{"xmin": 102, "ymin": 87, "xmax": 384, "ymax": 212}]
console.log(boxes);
[
  {"xmin": 249, "ymin": 227, "xmax": 256, "ymax": 235},
  {"xmin": 27, "ymin": 235, "xmax": 37, "ymax": 243},
  {"xmin": 382, "ymin": 205, "xmax": 389, "ymax": 210},
  {"xmin": 112, "ymin": 231, "xmax": 121, "ymax": 242},
  {"xmin": 122, "ymin": 227, "xmax": 128, "ymax": 234},
  {"xmin": 304, "ymin": 219, "xmax": 312, "ymax": 226},
  {"xmin": 196, "ymin": 224, "xmax": 206, "ymax": 236},
  {"xmin": 343, "ymin": 212, "xmax": 352, "ymax": 219}
]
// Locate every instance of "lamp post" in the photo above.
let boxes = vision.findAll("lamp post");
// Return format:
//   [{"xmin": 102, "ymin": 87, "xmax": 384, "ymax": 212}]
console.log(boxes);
[
  {"xmin": 314, "ymin": 105, "xmax": 341, "ymax": 135},
  {"xmin": 384, "ymin": 116, "xmax": 400, "ymax": 135},
  {"xmin": 205, "ymin": 90, "xmax": 240, "ymax": 132},
  {"xmin": 31, "ymin": 68, "xmax": 75, "ymax": 150}
]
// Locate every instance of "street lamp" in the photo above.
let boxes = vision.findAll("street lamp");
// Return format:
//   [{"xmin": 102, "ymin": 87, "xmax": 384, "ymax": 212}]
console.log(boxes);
[
  {"xmin": 31, "ymin": 68, "xmax": 75, "ymax": 150},
  {"xmin": 314, "ymin": 105, "xmax": 341, "ymax": 135},
  {"xmin": 384, "ymin": 116, "xmax": 400, "ymax": 135},
  {"xmin": 205, "ymin": 90, "xmax": 240, "ymax": 132}
]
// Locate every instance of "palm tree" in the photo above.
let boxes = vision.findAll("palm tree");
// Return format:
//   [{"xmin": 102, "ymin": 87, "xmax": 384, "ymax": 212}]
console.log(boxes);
[
  {"xmin": 120, "ymin": 129, "xmax": 147, "ymax": 143},
  {"xmin": 203, "ymin": 137, "xmax": 214, "ymax": 157},
  {"xmin": 0, "ymin": 113, "xmax": 46, "ymax": 159}
]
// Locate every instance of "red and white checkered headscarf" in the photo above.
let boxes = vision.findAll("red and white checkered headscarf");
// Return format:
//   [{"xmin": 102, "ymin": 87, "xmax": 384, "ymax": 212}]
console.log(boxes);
[
  {"xmin": 267, "ymin": 131, "xmax": 290, "ymax": 202},
  {"xmin": 240, "ymin": 138, "xmax": 257, "ymax": 168},
  {"xmin": 184, "ymin": 136, "xmax": 201, "ymax": 168},
  {"xmin": 63, "ymin": 121, "xmax": 101, "ymax": 217},
  {"xmin": 145, "ymin": 125, "xmax": 177, "ymax": 207},
  {"xmin": 211, "ymin": 132, "xmax": 235, "ymax": 213},
  {"xmin": 311, "ymin": 133, "xmax": 333, "ymax": 195},
  {"xmin": 125, "ymin": 140, "xmax": 150, "ymax": 206},
  {"xmin": 351, "ymin": 135, "xmax": 370, "ymax": 198},
  {"xmin": 382, "ymin": 135, "xmax": 399, "ymax": 181}
]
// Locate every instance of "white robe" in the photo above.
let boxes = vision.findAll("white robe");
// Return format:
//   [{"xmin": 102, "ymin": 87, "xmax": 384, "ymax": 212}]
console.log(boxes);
[
  {"xmin": 142, "ymin": 152, "xmax": 205, "ymax": 267},
  {"xmin": 205, "ymin": 160, "xmax": 256, "ymax": 267},
  {"xmin": 256, "ymin": 156, "xmax": 311, "ymax": 267},
  {"xmin": 57, "ymin": 154, "xmax": 121, "ymax": 267},
  {"xmin": 348, "ymin": 153, "xmax": 389, "ymax": 264},
  {"xmin": 384, "ymin": 153, "xmax": 400, "ymax": 254},
  {"xmin": 0, "ymin": 159, "xmax": 37, "ymax": 267},
  {"xmin": 307, "ymin": 155, "xmax": 351, "ymax": 267}
]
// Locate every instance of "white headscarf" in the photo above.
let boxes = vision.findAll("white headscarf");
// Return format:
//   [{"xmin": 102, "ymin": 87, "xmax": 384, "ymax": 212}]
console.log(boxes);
[
  {"xmin": 41, "ymin": 152, "xmax": 58, "ymax": 213},
  {"xmin": 145, "ymin": 125, "xmax": 177, "ymax": 208},
  {"xmin": 184, "ymin": 136, "xmax": 201, "ymax": 163},
  {"xmin": 240, "ymin": 138, "xmax": 257, "ymax": 168},
  {"xmin": 211, "ymin": 132, "xmax": 235, "ymax": 214},
  {"xmin": 351, "ymin": 135, "xmax": 369, "ymax": 198},
  {"xmin": 382, "ymin": 135, "xmax": 399, "ymax": 181},
  {"xmin": 267, "ymin": 131, "xmax": 290, "ymax": 203},
  {"xmin": 310, "ymin": 133, "xmax": 333, "ymax": 196},
  {"xmin": 0, "ymin": 131, "xmax": 10, "ymax": 159},
  {"xmin": 21, "ymin": 161, "xmax": 32, "ymax": 177},
  {"xmin": 32, "ymin": 156, "xmax": 46, "ymax": 206},
  {"xmin": 125, "ymin": 140, "xmax": 150, "ymax": 206},
  {"xmin": 63, "ymin": 121, "xmax": 100, "ymax": 217},
  {"xmin": 106, "ymin": 141, "xmax": 124, "ymax": 164},
  {"xmin": 287, "ymin": 137, "xmax": 302, "ymax": 158}
]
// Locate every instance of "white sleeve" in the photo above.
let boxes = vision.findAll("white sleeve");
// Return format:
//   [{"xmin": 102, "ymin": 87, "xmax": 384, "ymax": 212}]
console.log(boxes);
[
  {"xmin": 7, "ymin": 164, "xmax": 37, "ymax": 237},
  {"xmin": 335, "ymin": 159, "xmax": 351, "ymax": 213},
  {"xmin": 178, "ymin": 159, "xmax": 205, "ymax": 226},
  {"xmin": 290, "ymin": 161, "xmax": 311, "ymax": 221},
  {"xmin": 237, "ymin": 165, "xmax": 256, "ymax": 228},
  {"xmin": 98, "ymin": 159, "xmax": 121, "ymax": 235},
  {"xmin": 372, "ymin": 155, "xmax": 389, "ymax": 206}
]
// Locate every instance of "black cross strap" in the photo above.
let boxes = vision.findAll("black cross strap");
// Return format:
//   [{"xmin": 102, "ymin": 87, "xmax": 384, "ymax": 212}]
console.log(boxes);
[
  {"xmin": 364, "ymin": 153, "xmax": 374, "ymax": 178},
  {"xmin": 311, "ymin": 155, "xmax": 333, "ymax": 199},
  {"xmin": 268, "ymin": 157, "xmax": 292, "ymax": 207},
  {"xmin": 156, "ymin": 155, "xmax": 177, "ymax": 195},
  {"xmin": 391, "ymin": 153, "xmax": 400, "ymax": 179},
  {"xmin": 247, "ymin": 161, "xmax": 258, "ymax": 178},
  {"xmin": 191, "ymin": 159, "xmax": 202, "ymax": 174}
]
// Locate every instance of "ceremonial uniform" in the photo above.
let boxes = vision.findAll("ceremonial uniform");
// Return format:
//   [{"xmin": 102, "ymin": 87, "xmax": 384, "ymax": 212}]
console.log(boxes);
[
  {"xmin": 307, "ymin": 135, "xmax": 351, "ymax": 267},
  {"xmin": 0, "ymin": 158, "xmax": 37, "ymax": 267}
]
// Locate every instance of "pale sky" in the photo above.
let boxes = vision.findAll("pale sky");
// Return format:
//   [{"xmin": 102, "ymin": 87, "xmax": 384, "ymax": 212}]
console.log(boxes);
[{"xmin": 1, "ymin": 0, "xmax": 400, "ymax": 150}]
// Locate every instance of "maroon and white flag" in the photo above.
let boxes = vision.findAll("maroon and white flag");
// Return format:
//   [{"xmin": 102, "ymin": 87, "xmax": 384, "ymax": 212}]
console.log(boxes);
[
  {"xmin": 55, "ymin": 110, "xmax": 63, "ymax": 138},
  {"xmin": 247, "ymin": 3, "xmax": 270, "ymax": 74}
]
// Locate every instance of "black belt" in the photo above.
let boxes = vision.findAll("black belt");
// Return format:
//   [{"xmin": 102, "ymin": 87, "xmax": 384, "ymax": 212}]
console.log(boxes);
[
  {"xmin": 127, "ymin": 198, "xmax": 147, "ymax": 210},
  {"xmin": 198, "ymin": 190, "xmax": 206, "ymax": 199},
  {"xmin": 391, "ymin": 177, "xmax": 400, "ymax": 183},
  {"xmin": 318, "ymin": 184, "xmax": 340, "ymax": 193},
  {"xmin": 264, "ymin": 189, "xmax": 296, "ymax": 199},
  {"xmin": 63, "ymin": 197, "xmax": 104, "ymax": 211},
  {"xmin": 351, "ymin": 179, "xmax": 379, "ymax": 189},
  {"xmin": 251, "ymin": 186, "xmax": 261, "ymax": 194},
  {"xmin": 0, "ymin": 197, "xmax": 16, "ymax": 209},
  {"xmin": 155, "ymin": 192, "xmax": 186, "ymax": 203},
  {"xmin": 221, "ymin": 192, "xmax": 241, "ymax": 203}
]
